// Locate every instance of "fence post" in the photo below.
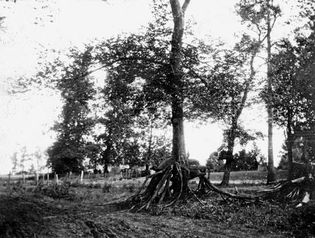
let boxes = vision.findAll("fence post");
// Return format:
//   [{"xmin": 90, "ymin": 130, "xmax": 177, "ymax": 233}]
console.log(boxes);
[
  {"xmin": 22, "ymin": 173, "xmax": 25, "ymax": 184},
  {"xmin": 8, "ymin": 172, "xmax": 11, "ymax": 192},
  {"xmin": 55, "ymin": 174, "xmax": 58, "ymax": 184},
  {"xmin": 47, "ymin": 173, "xmax": 50, "ymax": 184},
  {"xmin": 80, "ymin": 171, "xmax": 84, "ymax": 183},
  {"xmin": 35, "ymin": 172, "xmax": 39, "ymax": 185}
]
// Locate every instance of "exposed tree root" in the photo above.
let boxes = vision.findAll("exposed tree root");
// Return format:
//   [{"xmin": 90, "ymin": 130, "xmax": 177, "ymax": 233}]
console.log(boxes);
[
  {"xmin": 260, "ymin": 176, "xmax": 315, "ymax": 206},
  {"xmin": 127, "ymin": 162, "xmax": 259, "ymax": 211},
  {"xmin": 125, "ymin": 158, "xmax": 315, "ymax": 212},
  {"xmin": 199, "ymin": 176, "xmax": 259, "ymax": 201}
]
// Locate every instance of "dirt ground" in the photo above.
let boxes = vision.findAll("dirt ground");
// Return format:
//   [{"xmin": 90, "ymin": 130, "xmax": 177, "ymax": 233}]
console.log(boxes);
[{"xmin": 0, "ymin": 180, "xmax": 314, "ymax": 238}]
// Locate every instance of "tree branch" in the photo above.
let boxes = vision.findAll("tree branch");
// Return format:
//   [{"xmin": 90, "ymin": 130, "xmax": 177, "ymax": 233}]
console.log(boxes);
[{"xmin": 182, "ymin": 0, "xmax": 191, "ymax": 14}]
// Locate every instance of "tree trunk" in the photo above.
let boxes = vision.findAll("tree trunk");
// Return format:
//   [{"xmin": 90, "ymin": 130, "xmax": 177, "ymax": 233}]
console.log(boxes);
[
  {"xmin": 169, "ymin": 0, "xmax": 190, "ymax": 162},
  {"xmin": 287, "ymin": 109, "xmax": 293, "ymax": 180},
  {"xmin": 266, "ymin": 0, "xmax": 276, "ymax": 183},
  {"xmin": 221, "ymin": 156, "xmax": 233, "ymax": 186},
  {"xmin": 221, "ymin": 119, "xmax": 236, "ymax": 186},
  {"xmin": 171, "ymin": 96, "xmax": 185, "ymax": 162},
  {"xmin": 127, "ymin": 1, "xmax": 191, "ymax": 210},
  {"xmin": 103, "ymin": 163, "xmax": 109, "ymax": 174},
  {"xmin": 145, "ymin": 124, "xmax": 153, "ymax": 172},
  {"xmin": 220, "ymin": 45, "xmax": 258, "ymax": 186},
  {"xmin": 102, "ymin": 139, "xmax": 112, "ymax": 174}
]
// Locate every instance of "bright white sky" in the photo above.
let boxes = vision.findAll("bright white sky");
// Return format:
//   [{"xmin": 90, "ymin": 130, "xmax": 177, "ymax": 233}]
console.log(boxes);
[{"xmin": 0, "ymin": 0, "xmax": 299, "ymax": 174}]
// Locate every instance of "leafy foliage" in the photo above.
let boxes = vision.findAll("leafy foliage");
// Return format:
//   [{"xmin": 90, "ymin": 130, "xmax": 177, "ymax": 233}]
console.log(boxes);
[
  {"xmin": 187, "ymin": 48, "xmax": 247, "ymax": 123},
  {"xmin": 223, "ymin": 125, "xmax": 263, "ymax": 147},
  {"xmin": 261, "ymin": 39, "xmax": 313, "ymax": 132},
  {"xmin": 47, "ymin": 47, "xmax": 96, "ymax": 174},
  {"xmin": 232, "ymin": 149, "xmax": 259, "ymax": 171},
  {"xmin": 236, "ymin": 0, "xmax": 281, "ymax": 33}
]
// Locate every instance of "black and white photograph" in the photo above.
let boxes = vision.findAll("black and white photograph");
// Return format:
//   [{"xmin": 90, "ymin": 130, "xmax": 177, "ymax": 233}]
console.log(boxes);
[{"xmin": 0, "ymin": 0, "xmax": 314, "ymax": 237}]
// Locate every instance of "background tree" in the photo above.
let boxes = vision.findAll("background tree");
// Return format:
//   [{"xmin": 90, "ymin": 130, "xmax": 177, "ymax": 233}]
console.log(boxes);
[
  {"xmin": 188, "ymin": 42, "xmax": 262, "ymax": 185},
  {"xmin": 134, "ymin": 106, "xmax": 170, "ymax": 171},
  {"xmin": 261, "ymin": 38, "xmax": 312, "ymax": 179},
  {"xmin": 278, "ymin": 142, "xmax": 289, "ymax": 170},
  {"xmin": 10, "ymin": 152, "xmax": 18, "ymax": 174},
  {"xmin": 84, "ymin": 142, "xmax": 102, "ymax": 173},
  {"xmin": 236, "ymin": 0, "xmax": 281, "ymax": 183},
  {"xmin": 95, "ymin": 71, "xmax": 141, "ymax": 173},
  {"xmin": 232, "ymin": 149, "xmax": 259, "ymax": 171},
  {"xmin": 295, "ymin": 2, "xmax": 315, "ymax": 161},
  {"xmin": 47, "ymin": 47, "xmax": 96, "ymax": 174}
]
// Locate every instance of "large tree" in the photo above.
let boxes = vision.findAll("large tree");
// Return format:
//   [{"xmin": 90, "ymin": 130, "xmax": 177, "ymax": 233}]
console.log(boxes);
[
  {"xmin": 188, "ymin": 35, "xmax": 265, "ymax": 186},
  {"xmin": 188, "ymin": 46, "xmax": 248, "ymax": 186},
  {"xmin": 262, "ymin": 38, "xmax": 312, "ymax": 179},
  {"xmin": 94, "ymin": 0, "xmax": 203, "ymax": 208},
  {"xmin": 168, "ymin": 0, "xmax": 191, "ymax": 162},
  {"xmin": 236, "ymin": 0, "xmax": 281, "ymax": 183},
  {"xmin": 47, "ymin": 47, "xmax": 96, "ymax": 174},
  {"xmin": 95, "ymin": 0, "xmax": 193, "ymax": 164}
]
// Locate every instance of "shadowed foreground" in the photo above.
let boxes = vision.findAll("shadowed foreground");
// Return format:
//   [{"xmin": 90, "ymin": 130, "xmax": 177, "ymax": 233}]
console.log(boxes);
[{"xmin": 0, "ymin": 181, "xmax": 314, "ymax": 238}]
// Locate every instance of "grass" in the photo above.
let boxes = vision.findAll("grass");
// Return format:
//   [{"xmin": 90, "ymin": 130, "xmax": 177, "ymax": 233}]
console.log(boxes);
[{"xmin": 208, "ymin": 170, "xmax": 288, "ymax": 184}]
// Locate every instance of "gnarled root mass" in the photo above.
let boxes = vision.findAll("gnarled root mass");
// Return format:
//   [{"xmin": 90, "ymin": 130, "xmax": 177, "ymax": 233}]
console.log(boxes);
[
  {"xmin": 260, "ymin": 176, "xmax": 315, "ymax": 206},
  {"xmin": 126, "ymin": 159, "xmax": 314, "ymax": 212},
  {"xmin": 127, "ymin": 162, "xmax": 258, "ymax": 211},
  {"xmin": 128, "ymin": 162, "xmax": 187, "ymax": 211}
]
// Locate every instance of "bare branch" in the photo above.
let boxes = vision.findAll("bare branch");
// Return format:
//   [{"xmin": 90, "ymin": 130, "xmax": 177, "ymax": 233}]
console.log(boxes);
[{"xmin": 182, "ymin": 0, "xmax": 191, "ymax": 13}]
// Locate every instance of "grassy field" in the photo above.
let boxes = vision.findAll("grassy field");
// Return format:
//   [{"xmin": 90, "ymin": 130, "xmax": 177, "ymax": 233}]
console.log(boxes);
[
  {"xmin": 208, "ymin": 169, "xmax": 288, "ymax": 184},
  {"xmin": 0, "ymin": 169, "xmax": 289, "ymax": 192}
]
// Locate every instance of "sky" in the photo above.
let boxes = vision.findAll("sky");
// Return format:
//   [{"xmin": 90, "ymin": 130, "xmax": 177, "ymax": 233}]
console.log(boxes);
[{"xmin": 0, "ymin": 0, "xmax": 298, "ymax": 174}]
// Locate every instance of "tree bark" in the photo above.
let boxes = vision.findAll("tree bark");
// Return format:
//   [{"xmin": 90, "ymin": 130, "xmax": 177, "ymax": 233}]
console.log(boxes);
[
  {"xmin": 266, "ymin": 0, "xmax": 276, "ymax": 183},
  {"xmin": 287, "ymin": 108, "xmax": 293, "ymax": 180},
  {"xmin": 145, "ymin": 123, "xmax": 153, "ymax": 172},
  {"xmin": 169, "ymin": 0, "xmax": 190, "ymax": 162},
  {"xmin": 221, "ymin": 119, "xmax": 236, "ymax": 186},
  {"xmin": 102, "ymin": 139, "xmax": 112, "ymax": 174}
]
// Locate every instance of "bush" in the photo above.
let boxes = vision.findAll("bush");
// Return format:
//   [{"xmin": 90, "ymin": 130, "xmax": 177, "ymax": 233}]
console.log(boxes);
[
  {"xmin": 232, "ymin": 149, "xmax": 259, "ymax": 171},
  {"xmin": 187, "ymin": 159, "xmax": 200, "ymax": 167}
]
